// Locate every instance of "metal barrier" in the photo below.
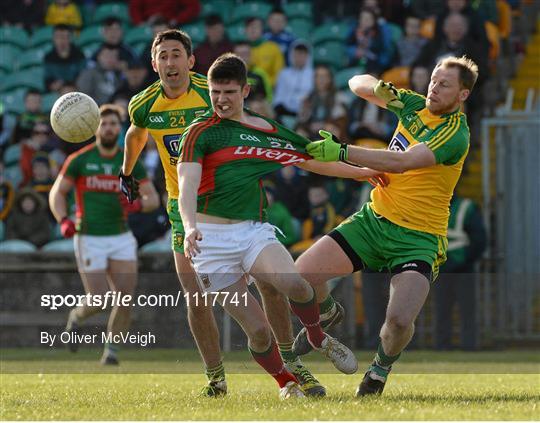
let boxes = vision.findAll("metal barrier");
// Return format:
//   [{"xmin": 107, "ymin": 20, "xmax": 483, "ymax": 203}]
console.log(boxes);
[{"xmin": 481, "ymin": 105, "xmax": 540, "ymax": 342}]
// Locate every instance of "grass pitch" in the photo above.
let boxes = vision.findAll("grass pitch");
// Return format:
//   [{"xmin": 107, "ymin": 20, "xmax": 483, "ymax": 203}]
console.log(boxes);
[{"xmin": 1, "ymin": 349, "xmax": 538, "ymax": 420}]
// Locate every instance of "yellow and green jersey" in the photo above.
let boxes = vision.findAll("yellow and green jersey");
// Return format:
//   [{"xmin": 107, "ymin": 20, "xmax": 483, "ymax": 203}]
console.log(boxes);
[
  {"xmin": 370, "ymin": 89, "xmax": 470, "ymax": 236},
  {"xmin": 128, "ymin": 72, "xmax": 211, "ymax": 198}
]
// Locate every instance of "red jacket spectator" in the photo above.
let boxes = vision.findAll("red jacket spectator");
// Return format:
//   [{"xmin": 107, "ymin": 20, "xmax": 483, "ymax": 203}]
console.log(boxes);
[{"xmin": 129, "ymin": 0, "xmax": 201, "ymax": 26}]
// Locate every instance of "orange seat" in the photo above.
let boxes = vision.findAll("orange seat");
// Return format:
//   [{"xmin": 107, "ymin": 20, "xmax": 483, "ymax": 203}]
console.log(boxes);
[
  {"xmin": 496, "ymin": 0, "xmax": 512, "ymax": 39},
  {"xmin": 381, "ymin": 66, "xmax": 411, "ymax": 89},
  {"xmin": 420, "ymin": 17, "xmax": 435, "ymax": 39},
  {"xmin": 354, "ymin": 138, "xmax": 388, "ymax": 149},
  {"xmin": 485, "ymin": 21, "xmax": 501, "ymax": 60}
]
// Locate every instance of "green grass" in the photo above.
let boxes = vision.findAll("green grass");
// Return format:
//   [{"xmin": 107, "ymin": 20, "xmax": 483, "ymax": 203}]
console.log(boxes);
[{"xmin": 1, "ymin": 349, "xmax": 539, "ymax": 420}]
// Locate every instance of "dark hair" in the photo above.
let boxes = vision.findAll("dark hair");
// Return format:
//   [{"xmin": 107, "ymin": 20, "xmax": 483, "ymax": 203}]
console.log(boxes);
[
  {"xmin": 53, "ymin": 24, "xmax": 72, "ymax": 33},
  {"xmin": 208, "ymin": 53, "xmax": 247, "ymax": 86},
  {"xmin": 293, "ymin": 43, "xmax": 309, "ymax": 53},
  {"xmin": 151, "ymin": 29, "xmax": 192, "ymax": 59},
  {"xmin": 99, "ymin": 104, "xmax": 123, "ymax": 121},
  {"xmin": 270, "ymin": 7, "xmax": 285, "ymax": 16},
  {"xmin": 25, "ymin": 89, "xmax": 42, "ymax": 98},
  {"xmin": 205, "ymin": 14, "xmax": 223, "ymax": 26},
  {"xmin": 103, "ymin": 17, "xmax": 122, "ymax": 27},
  {"xmin": 245, "ymin": 17, "xmax": 263, "ymax": 26}
]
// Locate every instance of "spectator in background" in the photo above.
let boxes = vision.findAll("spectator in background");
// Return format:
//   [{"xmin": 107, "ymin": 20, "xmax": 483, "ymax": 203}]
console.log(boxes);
[
  {"xmin": 434, "ymin": 0, "xmax": 489, "ymax": 49},
  {"xmin": 233, "ymin": 42, "xmax": 272, "ymax": 102},
  {"xmin": 396, "ymin": 15, "xmax": 428, "ymax": 67},
  {"xmin": 129, "ymin": 0, "xmax": 200, "ymax": 27},
  {"xmin": 28, "ymin": 153, "xmax": 56, "ymax": 221},
  {"xmin": 0, "ymin": 163, "xmax": 15, "ymax": 222},
  {"xmin": 434, "ymin": 195, "xmax": 487, "ymax": 350},
  {"xmin": 19, "ymin": 122, "xmax": 56, "ymax": 186},
  {"xmin": 246, "ymin": 97, "xmax": 275, "ymax": 119},
  {"xmin": 410, "ymin": 0, "xmax": 446, "ymax": 19},
  {"xmin": 44, "ymin": 25, "xmax": 86, "ymax": 93},
  {"xmin": 113, "ymin": 60, "xmax": 148, "ymax": 101},
  {"xmin": 290, "ymin": 179, "xmax": 341, "ymax": 257},
  {"xmin": 10, "ymin": 90, "xmax": 48, "ymax": 146},
  {"xmin": 270, "ymin": 166, "xmax": 310, "ymax": 221},
  {"xmin": 77, "ymin": 45, "xmax": 123, "ymax": 105},
  {"xmin": 297, "ymin": 64, "xmax": 348, "ymax": 139},
  {"xmin": 409, "ymin": 65, "xmax": 430, "ymax": 95},
  {"xmin": 346, "ymin": 8, "xmax": 395, "ymax": 73},
  {"xmin": 264, "ymin": 182, "xmax": 299, "ymax": 248},
  {"xmin": 92, "ymin": 17, "xmax": 138, "ymax": 73},
  {"xmin": 193, "ymin": 14, "xmax": 235, "ymax": 76},
  {"xmin": 2, "ymin": 0, "xmax": 45, "ymax": 32},
  {"xmin": 245, "ymin": 17, "xmax": 284, "ymax": 86},
  {"xmin": 6, "ymin": 187, "xmax": 51, "ymax": 247},
  {"xmin": 347, "ymin": 93, "xmax": 395, "ymax": 141},
  {"xmin": 44, "ymin": 0, "xmax": 82, "ymax": 29},
  {"xmin": 263, "ymin": 8, "xmax": 296, "ymax": 64},
  {"xmin": 273, "ymin": 41, "xmax": 314, "ymax": 124}
]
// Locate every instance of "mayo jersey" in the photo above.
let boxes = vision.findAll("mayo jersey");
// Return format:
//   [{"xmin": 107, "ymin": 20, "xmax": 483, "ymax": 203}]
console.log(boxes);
[
  {"xmin": 128, "ymin": 72, "xmax": 211, "ymax": 198},
  {"xmin": 60, "ymin": 144, "xmax": 147, "ymax": 235},
  {"xmin": 370, "ymin": 89, "xmax": 470, "ymax": 236},
  {"xmin": 178, "ymin": 110, "xmax": 311, "ymax": 221}
]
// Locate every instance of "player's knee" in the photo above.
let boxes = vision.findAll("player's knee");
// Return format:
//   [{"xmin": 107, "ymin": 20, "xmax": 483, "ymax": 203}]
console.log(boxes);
[
  {"xmin": 285, "ymin": 278, "xmax": 313, "ymax": 302},
  {"xmin": 248, "ymin": 322, "xmax": 271, "ymax": 349},
  {"xmin": 385, "ymin": 313, "xmax": 413, "ymax": 332}
]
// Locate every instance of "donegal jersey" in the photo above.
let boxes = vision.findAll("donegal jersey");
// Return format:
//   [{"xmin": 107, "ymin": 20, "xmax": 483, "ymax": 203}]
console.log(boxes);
[
  {"xmin": 128, "ymin": 72, "xmax": 211, "ymax": 198},
  {"xmin": 61, "ymin": 144, "xmax": 147, "ymax": 235},
  {"xmin": 370, "ymin": 89, "xmax": 470, "ymax": 236},
  {"xmin": 179, "ymin": 110, "xmax": 311, "ymax": 221}
]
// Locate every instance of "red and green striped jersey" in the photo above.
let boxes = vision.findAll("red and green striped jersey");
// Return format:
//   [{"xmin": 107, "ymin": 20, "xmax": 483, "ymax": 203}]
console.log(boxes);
[
  {"xmin": 179, "ymin": 110, "xmax": 311, "ymax": 221},
  {"xmin": 60, "ymin": 144, "xmax": 147, "ymax": 235}
]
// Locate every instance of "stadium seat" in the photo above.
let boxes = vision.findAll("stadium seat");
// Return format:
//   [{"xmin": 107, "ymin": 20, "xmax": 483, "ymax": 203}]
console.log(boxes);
[
  {"xmin": 420, "ymin": 17, "xmax": 435, "ymax": 39},
  {"xmin": 230, "ymin": 2, "xmax": 273, "ymax": 25},
  {"xmin": 485, "ymin": 21, "xmax": 501, "ymax": 60},
  {"xmin": 0, "ymin": 221, "xmax": 4, "ymax": 242},
  {"xmin": 0, "ymin": 239, "xmax": 37, "ymax": 253},
  {"xmin": 387, "ymin": 22, "xmax": 403, "ymax": 44},
  {"xmin": 201, "ymin": 0, "xmax": 234, "ymax": 23},
  {"xmin": 283, "ymin": 2, "xmax": 313, "ymax": 20},
  {"xmin": 288, "ymin": 18, "xmax": 312, "ymax": 40},
  {"xmin": 82, "ymin": 42, "xmax": 102, "ymax": 59},
  {"xmin": 3, "ymin": 144, "xmax": 21, "ymax": 167},
  {"xmin": 76, "ymin": 25, "xmax": 104, "ymax": 48},
  {"xmin": 181, "ymin": 22, "xmax": 206, "ymax": 45},
  {"xmin": 93, "ymin": 2, "xmax": 130, "ymax": 25},
  {"xmin": 381, "ymin": 66, "xmax": 410, "ymax": 89},
  {"xmin": 0, "ymin": 44, "xmax": 19, "ymax": 73},
  {"xmin": 42, "ymin": 92, "xmax": 60, "ymax": 114},
  {"xmin": 132, "ymin": 42, "xmax": 148, "ymax": 57},
  {"xmin": 4, "ymin": 165, "xmax": 22, "ymax": 188},
  {"xmin": 313, "ymin": 42, "xmax": 348, "ymax": 70},
  {"xmin": 227, "ymin": 23, "xmax": 246, "ymax": 43},
  {"xmin": 125, "ymin": 25, "xmax": 153, "ymax": 45},
  {"xmin": 16, "ymin": 48, "xmax": 47, "ymax": 71},
  {"xmin": 0, "ymin": 69, "xmax": 44, "ymax": 92},
  {"xmin": 30, "ymin": 26, "xmax": 53, "ymax": 48},
  {"xmin": 496, "ymin": 0, "xmax": 512, "ymax": 39},
  {"xmin": 0, "ymin": 89, "xmax": 27, "ymax": 114},
  {"xmin": 140, "ymin": 239, "xmax": 171, "ymax": 253},
  {"xmin": 335, "ymin": 67, "xmax": 362, "ymax": 90},
  {"xmin": 42, "ymin": 239, "xmax": 75, "ymax": 253},
  {"xmin": 0, "ymin": 26, "xmax": 29, "ymax": 49},
  {"xmin": 311, "ymin": 22, "xmax": 350, "ymax": 45}
]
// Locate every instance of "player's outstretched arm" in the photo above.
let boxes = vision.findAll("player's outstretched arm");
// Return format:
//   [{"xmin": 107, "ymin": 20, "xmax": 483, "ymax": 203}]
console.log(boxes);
[
  {"xmin": 349, "ymin": 74, "xmax": 403, "ymax": 109},
  {"xmin": 177, "ymin": 162, "xmax": 203, "ymax": 259},
  {"xmin": 297, "ymin": 160, "xmax": 388, "ymax": 187},
  {"xmin": 122, "ymin": 124, "xmax": 149, "ymax": 175}
]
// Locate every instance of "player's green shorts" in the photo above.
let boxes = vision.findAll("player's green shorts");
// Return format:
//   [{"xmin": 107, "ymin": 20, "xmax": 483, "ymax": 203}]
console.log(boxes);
[
  {"xmin": 167, "ymin": 199, "xmax": 185, "ymax": 253},
  {"xmin": 330, "ymin": 203, "xmax": 447, "ymax": 282}
]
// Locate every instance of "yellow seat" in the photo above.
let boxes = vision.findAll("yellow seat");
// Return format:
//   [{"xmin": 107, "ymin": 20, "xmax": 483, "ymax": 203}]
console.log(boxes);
[
  {"xmin": 420, "ymin": 17, "xmax": 435, "ymax": 39},
  {"xmin": 485, "ymin": 21, "xmax": 501, "ymax": 60},
  {"xmin": 381, "ymin": 66, "xmax": 410, "ymax": 89}
]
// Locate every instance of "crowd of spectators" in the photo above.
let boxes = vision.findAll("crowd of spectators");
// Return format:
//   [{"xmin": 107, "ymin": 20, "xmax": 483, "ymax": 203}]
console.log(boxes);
[{"xmin": 0, "ymin": 0, "xmax": 522, "ymax": 251}]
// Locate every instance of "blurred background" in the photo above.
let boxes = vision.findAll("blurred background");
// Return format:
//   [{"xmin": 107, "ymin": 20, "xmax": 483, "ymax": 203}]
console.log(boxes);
[{"xmin": 0, "ymin": 0, "xmax": 538, "ymax": 352}]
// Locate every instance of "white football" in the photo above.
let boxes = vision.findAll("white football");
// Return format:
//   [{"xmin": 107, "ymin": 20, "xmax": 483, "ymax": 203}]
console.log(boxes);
[{"xmin": 50, "ymin": 92, "xmax": 100, "ymax": 143}]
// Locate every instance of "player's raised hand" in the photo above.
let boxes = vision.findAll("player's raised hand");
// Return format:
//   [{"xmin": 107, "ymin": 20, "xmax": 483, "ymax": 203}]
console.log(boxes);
[
  {"xmin": 353, "ymin": 168, "xmax": 390, "ymax": 187},
  {"xmin": 306, "ymin": 130, "xmax": 348, "ymax": 162},
  {"xmin": 373, "ymin": 80, "xmax": 404, "ymax": 109},
  {"xmin": 119, "ymin": 170, "xmax": 140, "ymax": 203},
  {"xmin": 60, "ymin": 217, "xmax": 76, "ymax": 238},
  {"xmin": 184, "ymin": 228, "xmax": 203, "ymax": 259}
]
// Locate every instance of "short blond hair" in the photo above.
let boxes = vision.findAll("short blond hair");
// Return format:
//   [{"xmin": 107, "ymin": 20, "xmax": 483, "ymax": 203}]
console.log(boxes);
[{"xmin": 437, "ymin": 55, "xmax": 479, "ymax": 91}]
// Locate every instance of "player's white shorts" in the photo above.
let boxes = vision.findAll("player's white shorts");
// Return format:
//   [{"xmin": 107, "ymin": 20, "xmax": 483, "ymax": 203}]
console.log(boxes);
[
  {"xmin": 74, "ymin": 231, "xmax": 138, "ymax": 272},
  {"xmin": 191, "ymin": 221, "xmax": 280, "ymax": 292}
]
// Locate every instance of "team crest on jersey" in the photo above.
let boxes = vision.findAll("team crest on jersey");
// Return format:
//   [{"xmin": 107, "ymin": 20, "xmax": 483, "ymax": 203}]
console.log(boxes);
[
  {"xmin": 175, "ymin": 233, "xmax": 184, "ymax": 249},
  {"xmin": 388, "ymin": 133, "xmax": 409, "ymax": 152},
  {"xmin": 163, "ymin": 134, "xmax": 182, "ymax": 157},
  {"xmin": 194, "ymin": 109, "xmax": 207, "ymax": 118}
]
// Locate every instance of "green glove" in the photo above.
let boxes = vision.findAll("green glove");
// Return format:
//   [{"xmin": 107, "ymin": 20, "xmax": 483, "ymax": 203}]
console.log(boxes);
[
  {"xmin": 306, "ymin": 130, "xmax": 348, "ymax": 162},
  {"xmin": 373, "ymin": 80, "xmax": 404, "ymax": 108}
]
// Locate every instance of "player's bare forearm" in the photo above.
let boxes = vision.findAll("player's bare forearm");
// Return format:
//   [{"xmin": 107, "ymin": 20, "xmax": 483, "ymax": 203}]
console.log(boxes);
[
  {"xmin": 299, "ymin": 160, "xmax": 378, "ymax": 179},
  {"xmin": 49, "ymin": 176, "xmax": 73, "ymax": 222},
  {"xmin": 348, "ymin": 74, "xmax": 387, "ymax": 109},
  {"xmin": 177, "ymin": 162, "xmax": 202, "ymax": 232},
  {"xmin": 122, "ymin": 124, "xmax": 148, "ymax": 175},
  {"xmin": 139, "ymin": 181, "xmax": 160, "ymax": 212}
]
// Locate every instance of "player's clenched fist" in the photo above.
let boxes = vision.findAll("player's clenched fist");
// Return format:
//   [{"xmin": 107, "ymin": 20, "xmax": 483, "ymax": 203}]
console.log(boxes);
[
  {"xmin": 373, "ymin": 80, "xmax": 404, "ymax": 109},
  {"xmin": 307, "ymin": 130, "xmax": 349, "ymax": 162},
  {"xmin": 60, "ymin": 217, "xmax": 76, "ymax": 238},
  {"xmin": 119, "ymin": 170, "xmax": 140, "ymax": 203}
]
